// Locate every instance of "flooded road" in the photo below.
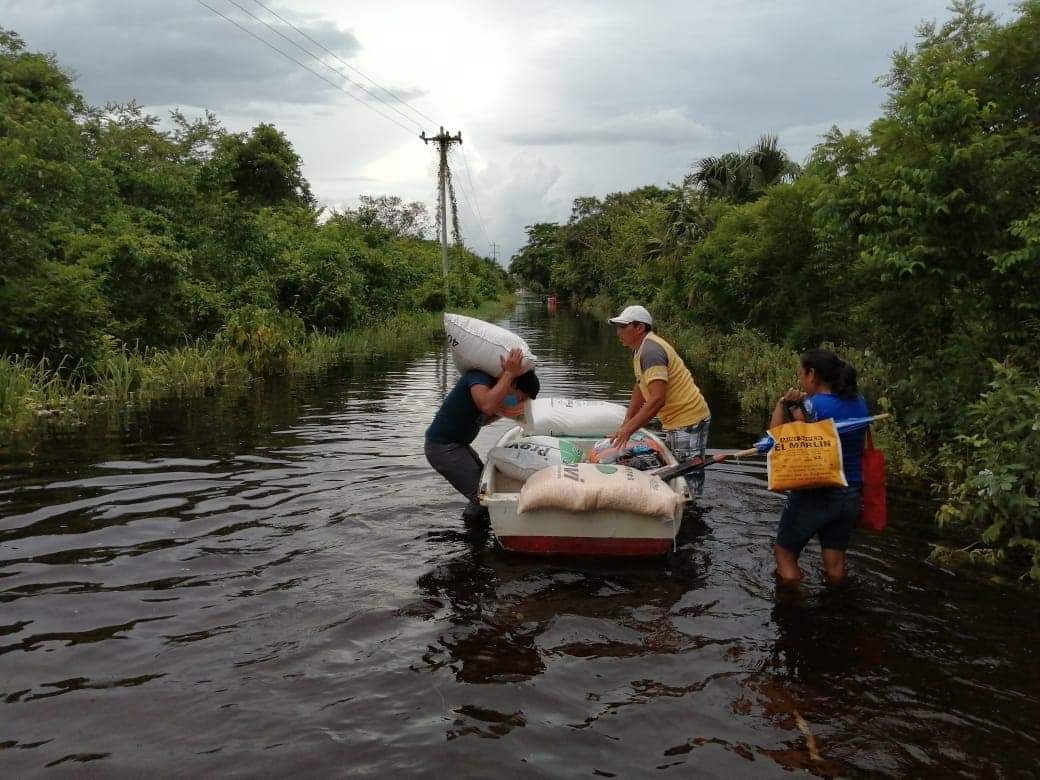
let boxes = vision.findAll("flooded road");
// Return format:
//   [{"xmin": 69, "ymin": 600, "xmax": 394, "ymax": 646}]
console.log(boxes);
[{"xmin": 2, "ymin": 299, "xmax": 1038, "ymax": 776}]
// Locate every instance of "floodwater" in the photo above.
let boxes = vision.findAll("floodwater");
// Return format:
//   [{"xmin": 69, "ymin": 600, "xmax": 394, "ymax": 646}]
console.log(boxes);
[{"xmin": 1, "ymin": 299, "xmax": 1038, "ymax": 777}]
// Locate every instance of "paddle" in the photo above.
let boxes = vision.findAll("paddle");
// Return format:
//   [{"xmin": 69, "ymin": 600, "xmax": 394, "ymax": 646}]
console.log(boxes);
[{"xmin": 652, "ymin": 447, "xmax": 760, "ymax": 482}]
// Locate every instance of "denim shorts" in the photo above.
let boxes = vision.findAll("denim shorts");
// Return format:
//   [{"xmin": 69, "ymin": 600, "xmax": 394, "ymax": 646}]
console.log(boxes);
[{"xmin": 776, "ymin": 485, "xmax": 862, "ymax": 555}]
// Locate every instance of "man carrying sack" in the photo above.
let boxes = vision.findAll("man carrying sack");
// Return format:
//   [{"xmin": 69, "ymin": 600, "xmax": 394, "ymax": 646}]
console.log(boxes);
[
  {"xmin": 608, "ymin": 305, "xmax": 712, "ymax": 495},
  {"xmin": 425, "ymin": 349, "xmax": 540, "ymax": 522}
]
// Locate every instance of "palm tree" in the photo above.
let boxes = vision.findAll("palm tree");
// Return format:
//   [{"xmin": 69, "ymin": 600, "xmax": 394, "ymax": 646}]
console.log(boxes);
[
  {"xmin": 745, "ymin": 134, "xmax": 801, "ymax": 189},
  {"xmin": 691, "ymin": 134, "xmax": 800, "ymax": 203}
]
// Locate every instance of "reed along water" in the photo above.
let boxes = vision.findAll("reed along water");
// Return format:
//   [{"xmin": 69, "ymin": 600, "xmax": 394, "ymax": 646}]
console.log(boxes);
[{"xmin": 2, "ymin": 297, "xmax": 1038, "ymax": 777}]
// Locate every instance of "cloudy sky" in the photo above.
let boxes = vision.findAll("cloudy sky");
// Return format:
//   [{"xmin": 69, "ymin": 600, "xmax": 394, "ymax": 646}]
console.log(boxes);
[{"xmin": 1, "ymin": 0, "xmax": 1020, "ymax": 261}]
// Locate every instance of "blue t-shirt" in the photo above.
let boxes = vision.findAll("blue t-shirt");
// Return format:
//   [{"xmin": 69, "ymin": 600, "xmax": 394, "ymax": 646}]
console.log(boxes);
[
  {"xmin": 803, "ymin": 393, "xmax": 870, "ymax": 484},
  {"xmin": 425, "ymin": 370, "xmax": 495, "ymax": 445}
]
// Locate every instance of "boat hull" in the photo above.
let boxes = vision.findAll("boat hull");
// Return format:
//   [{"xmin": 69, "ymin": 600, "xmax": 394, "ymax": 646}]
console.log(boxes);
[
  {"xmin": 479, "ymin": 426, "xmax": 690, "ymax": 558},
  {"xmin": 496, "ymin": 535, "xmax": 674, "ymax": 556}
]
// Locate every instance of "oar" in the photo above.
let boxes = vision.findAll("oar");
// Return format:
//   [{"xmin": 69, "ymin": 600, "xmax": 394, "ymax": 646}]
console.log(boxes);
[{"xmin": 652, "ymin": 447, "xmax": 760, "ymax": 482}]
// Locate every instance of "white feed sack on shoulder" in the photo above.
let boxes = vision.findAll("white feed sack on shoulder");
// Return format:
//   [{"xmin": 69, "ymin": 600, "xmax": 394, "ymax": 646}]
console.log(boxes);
[
  {"xmin": 444, "ymin": 313, "xmax": 537, "ymax": 376},
  {"xmin": 487, "ymin": 436, "xmax": 585, "ymax": 481},
  {"xmin": 519, "ymin": 398, "xmax": 627, "ymax": 437},
  {"xmin": 518, "ymin": 463, "xmax": 680, "ymax": 518}
]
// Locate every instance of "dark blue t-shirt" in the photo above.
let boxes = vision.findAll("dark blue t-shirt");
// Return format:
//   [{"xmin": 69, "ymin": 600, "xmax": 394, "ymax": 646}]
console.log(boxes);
[
  {"xmin": 425, "ymin": 370, "xmax": 495, "ymax": 445},
  {"xmin": 803, "ymin": 393, "xmax": 870, "ymax": 484}
]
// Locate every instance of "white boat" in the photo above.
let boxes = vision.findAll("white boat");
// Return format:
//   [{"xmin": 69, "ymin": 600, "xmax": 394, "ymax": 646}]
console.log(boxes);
[{"xmin": 477, "ymin": 426, "xmax": 692, "ymax": 556}]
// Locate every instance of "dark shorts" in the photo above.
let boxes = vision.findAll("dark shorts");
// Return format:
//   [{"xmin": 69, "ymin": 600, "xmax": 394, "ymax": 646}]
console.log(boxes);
[
  {"xmin": 776, "ymin": 485, "xmax": 861, "ymax": 555},
  {"xmin": 424, "ymin": 439, "xmax": 483, "ymax": 502}
]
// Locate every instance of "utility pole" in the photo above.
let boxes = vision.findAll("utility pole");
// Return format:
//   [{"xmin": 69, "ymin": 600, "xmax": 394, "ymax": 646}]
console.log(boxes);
[
  {"xmin": 489, "ymin": 242, "xmax": 499, "ymax": 264},
  {"xmin": 420, "ymin": 127, "xmax": 462, "ymax": 304}
]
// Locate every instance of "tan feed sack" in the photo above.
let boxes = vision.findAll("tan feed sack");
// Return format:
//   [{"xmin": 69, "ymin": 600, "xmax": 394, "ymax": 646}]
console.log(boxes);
[
  {"xmin": 766, "ymin": 419, "xmax": 848, "ymax": 492},
  {"xmin": 518, "ymin": 463, "xmax": 680, "ymax": 518}
]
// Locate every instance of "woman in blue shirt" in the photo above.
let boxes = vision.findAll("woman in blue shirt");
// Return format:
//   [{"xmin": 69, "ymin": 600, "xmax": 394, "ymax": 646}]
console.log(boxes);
[{"xmin": 768, "ymin": 348, "xmax": 868, "ymax": 585}]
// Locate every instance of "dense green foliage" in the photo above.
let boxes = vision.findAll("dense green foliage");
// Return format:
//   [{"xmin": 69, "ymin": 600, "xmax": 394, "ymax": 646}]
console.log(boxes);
[
  {"xmin": 509, "ymin": 1, "xmax": 1040, "ymax": 580},
  {"xmin": 0, "ymin": 29, "xmax": 507, "ymax": 371}
]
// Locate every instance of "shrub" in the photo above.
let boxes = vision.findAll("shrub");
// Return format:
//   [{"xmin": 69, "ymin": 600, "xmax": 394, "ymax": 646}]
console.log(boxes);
[{"xmin": 934, "ymin": 361, "xmax": 1040, "ymax": 580}]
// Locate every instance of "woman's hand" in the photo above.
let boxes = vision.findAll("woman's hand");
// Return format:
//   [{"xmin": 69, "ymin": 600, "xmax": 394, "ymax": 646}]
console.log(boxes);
[{"xmin": 772, "ymin": 387, "xmax": 807, "ymax": 425}]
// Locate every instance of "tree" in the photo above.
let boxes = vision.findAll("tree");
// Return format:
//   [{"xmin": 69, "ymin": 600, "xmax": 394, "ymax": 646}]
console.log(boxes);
[
  {"xmin": 201, "ymin": 123, "xmax": 314, "ymax": 208},
  {"xmin": 509, "ymin": 223, "xmax": 559, "ymax": 292},
  {"xmin": 337, "ymin": 195, "xmax": 432, "ymax": 242},
  {"xmin": 0, "ymin": 28, "xmax": 114, "ymax": 360},
  {"xmin": 691, "ymin": 134, "xmax": 801, "ymax": 203}
]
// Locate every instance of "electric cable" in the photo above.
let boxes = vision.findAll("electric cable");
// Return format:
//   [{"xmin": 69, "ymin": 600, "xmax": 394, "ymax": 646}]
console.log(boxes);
[
  {"xmin": 248, "ymin": 0, "xmax": 442, "ymax": 130},
  {"xmin": 195, "ymin": 0, "xmax": 417, "ymax": 136},
  {"xmin": 456, "ymin": 146, "xmax": 490, "ymax": 247},
  {"xmin": 223, "ymin": 0, "xmax": 427, "ymax": 134}
]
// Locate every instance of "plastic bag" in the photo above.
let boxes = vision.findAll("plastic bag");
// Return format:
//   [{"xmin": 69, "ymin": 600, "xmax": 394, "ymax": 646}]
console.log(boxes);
[
  {"xmin": 766, "ymin": 419, "xmax": 848, "ymax": 492},
  {"xmin": 858, "ymin": 429, "xmax": 887, "ymax": 532},
  {"xmin": 589, "ymin": 434, "xmax": 667, "ymax": 471}
]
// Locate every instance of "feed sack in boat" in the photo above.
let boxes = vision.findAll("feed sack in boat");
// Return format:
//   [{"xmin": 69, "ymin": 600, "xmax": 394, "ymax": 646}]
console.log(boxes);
[
  {"xmin": 488, "ymin": 436, "xmax": 586, "ymax": 481},
  {"xmin": 519, "ymin": 398, "xmax": 626, "ymax": 437},
  {"xmin": 518, "ymin": 463, "xmax": 679, "ymax": 518}
]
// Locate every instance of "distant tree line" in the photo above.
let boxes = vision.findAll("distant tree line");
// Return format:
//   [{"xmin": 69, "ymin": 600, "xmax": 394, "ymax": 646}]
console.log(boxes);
[
  {"xmin": 509, "ymin": 2, "xmax": 1040, "ymax": 580},
  {"xmin": 0, "ymin": 27, "xmax": 507, "ymax": 368}
]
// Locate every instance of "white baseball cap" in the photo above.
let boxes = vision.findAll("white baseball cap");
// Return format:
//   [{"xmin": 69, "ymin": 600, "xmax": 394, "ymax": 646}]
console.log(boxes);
[{"xmin": 608, "ymin": 304, "xmax": 653, "ymax": 326}]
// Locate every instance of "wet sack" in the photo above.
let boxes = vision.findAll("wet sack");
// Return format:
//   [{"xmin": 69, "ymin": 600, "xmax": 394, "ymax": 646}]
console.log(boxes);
[
  {"xmin": 488, "ymin": 436, "xmax": 585, "ymax": 481},
  {"xmin": 766, "ymin": 419, "xmax": 847, "ymax": 492},
  {"xmin": 444, "ymin": 313, "xmax": 537, "ymax": 377},
  {"xmin": 517, "ymin": 463, "xmax": 680, "ymax": 518},
  {"xmin": 519, "ymin": 398, "xmax": 626, "ymax": 437}
]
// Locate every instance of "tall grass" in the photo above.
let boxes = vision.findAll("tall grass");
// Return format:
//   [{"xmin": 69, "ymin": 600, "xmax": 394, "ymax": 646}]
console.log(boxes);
[
  {"xmin": 0, "ymin": 298, "xmax": 516, "ymax": 440},
  {"xmin": 93, "ymin": 347, "xmax": 146, "ymax": 400},
  {"xmin": 140, "ymin": 341, "xmax": 249, "ymax": 397},
  {"xmin": 0, "ymin": 355, "xmax": 95, "ymax": 437}
]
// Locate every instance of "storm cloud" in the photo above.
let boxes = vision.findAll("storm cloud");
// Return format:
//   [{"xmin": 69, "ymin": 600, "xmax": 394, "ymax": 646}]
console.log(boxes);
[{"xmin": 0, "ymin": 0, "xmax": 1022, "ymax": 260}]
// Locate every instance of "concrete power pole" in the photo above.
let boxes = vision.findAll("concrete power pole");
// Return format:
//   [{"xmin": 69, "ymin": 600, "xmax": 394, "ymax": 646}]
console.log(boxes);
[{"xmin": 420, "ymin": 127, "xmax": 462, "ymax": 304}]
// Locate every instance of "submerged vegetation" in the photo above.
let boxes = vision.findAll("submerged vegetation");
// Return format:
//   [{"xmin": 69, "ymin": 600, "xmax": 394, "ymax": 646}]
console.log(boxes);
[
  {"xmin": 511, "ymin": 1, "xmax": 1040, "ymax": 580},
  {"xmin": 0, "ymin": 300, "xmax": 511, "ymax": 440},
  {"xmin": 0, "ymin": 28, "xmax": 509, "ymax": 439}
]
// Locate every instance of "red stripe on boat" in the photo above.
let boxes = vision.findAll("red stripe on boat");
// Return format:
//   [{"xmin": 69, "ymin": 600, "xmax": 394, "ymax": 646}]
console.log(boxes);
[{"xmin": 496, "ymin": 535, "xmax": 671, "ymax": 556}]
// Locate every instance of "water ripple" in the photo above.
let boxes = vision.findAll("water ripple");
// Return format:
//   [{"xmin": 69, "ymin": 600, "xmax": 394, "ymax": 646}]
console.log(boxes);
[{"xmin": 0, "ymin": 300, "xmax": 1037, "ymax": 776}]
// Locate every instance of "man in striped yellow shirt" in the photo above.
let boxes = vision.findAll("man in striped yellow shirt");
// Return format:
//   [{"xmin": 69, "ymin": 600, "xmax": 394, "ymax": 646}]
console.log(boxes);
[{"xmin": 608, "ymin": 305, "xmax": 712, "ymax": 495}]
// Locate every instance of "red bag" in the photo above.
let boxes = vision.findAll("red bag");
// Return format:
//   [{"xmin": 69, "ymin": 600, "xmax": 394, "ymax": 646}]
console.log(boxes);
[{"xmin": 858, "ymin": 429, "xmax": 887, "ymax": 532}]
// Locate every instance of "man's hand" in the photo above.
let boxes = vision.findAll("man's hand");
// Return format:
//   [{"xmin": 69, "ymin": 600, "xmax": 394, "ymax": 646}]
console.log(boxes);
[
  {"xmin": 610, "ymin": 424, "xmax": 635, "ymax": 450},
  {"xmin": 500, "ymin": 348, "xmax": 524, "ymax": 377}
]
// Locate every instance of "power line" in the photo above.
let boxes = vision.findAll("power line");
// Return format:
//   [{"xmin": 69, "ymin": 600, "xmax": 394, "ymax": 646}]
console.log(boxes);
[
  {"xmin": 195, "ymin": 0, "xmax": 417, "ymax": 136},
  {"xmin": 247, "ymin": 0, "xmax": 442, "ymax": 130},
  {"xmin": 452, "ymin": 172, "xmax": 491, "ymax": 251},
  {"xmin": 456, "ymin": 146, "xmax": 490, "ymax": 248},
  {"xmin": 224, "ymin": 0, "xmax": 428, "ymax": 134},
  {"xmin": 454, "ymin": 177, "xmax": 488, "ymax": 249}
]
